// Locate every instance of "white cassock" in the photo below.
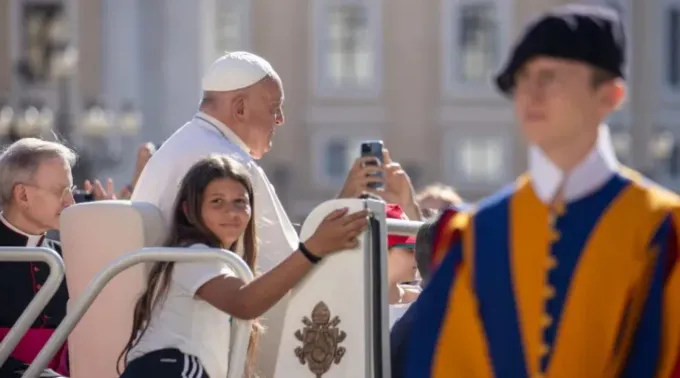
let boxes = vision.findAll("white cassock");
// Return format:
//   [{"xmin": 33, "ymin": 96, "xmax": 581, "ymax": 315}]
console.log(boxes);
[
  {"xmin": 130, "ymin": 111, "xmax": 298, "ymax": 270},
  {"xmin": 131, "ymin": 52, "xmax": 298, "ymax": 272},
  {"xmin": 131, "ymin": 51, "xmax": 298, "ymax": 377}
]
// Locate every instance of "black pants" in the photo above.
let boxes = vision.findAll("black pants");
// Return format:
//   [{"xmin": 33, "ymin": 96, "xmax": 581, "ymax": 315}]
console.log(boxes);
[
  {"xmin": 0, "ymin": 357, "xmax": 64, "ymax": 378},
  {"xmin": 120, "ymin": 349, "xmax": 209, "ymax": 378}
]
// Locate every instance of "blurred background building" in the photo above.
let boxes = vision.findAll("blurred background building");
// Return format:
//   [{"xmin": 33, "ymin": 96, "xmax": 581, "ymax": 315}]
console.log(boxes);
[{"xmin": 1, "ymin": 0, "xmax": 680, "ymax": 222}]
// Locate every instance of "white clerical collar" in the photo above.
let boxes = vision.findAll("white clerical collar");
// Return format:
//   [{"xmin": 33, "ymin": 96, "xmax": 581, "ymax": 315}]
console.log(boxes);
[
  {"xmin": 195, "ymin": 112, "xmax": 250, "ymax": 154},
  {"xmin": 0, "ymin": 212, "xmax": 45, "ymax": 247},
  {"xmin": 528, "ymin": 124, "xmax": 620, "ymax": 204}
]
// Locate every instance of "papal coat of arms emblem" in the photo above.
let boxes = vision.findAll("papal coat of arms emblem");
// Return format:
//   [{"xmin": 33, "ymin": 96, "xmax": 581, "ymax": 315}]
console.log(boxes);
[{"xmin": 294, "ymin": 301, "xmax": 347, "ymax": 377}]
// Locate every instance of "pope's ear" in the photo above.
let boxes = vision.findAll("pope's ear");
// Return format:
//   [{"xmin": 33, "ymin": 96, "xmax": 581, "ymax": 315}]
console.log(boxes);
[{"xmin": 231, "ymin": 95, "xmax": 246, "ymax": 120}]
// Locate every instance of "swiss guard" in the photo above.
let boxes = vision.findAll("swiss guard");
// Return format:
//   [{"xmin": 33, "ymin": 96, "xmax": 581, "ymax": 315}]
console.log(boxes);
[{"xmin": 399, "ymin": 4, "xmax": 680, "ymax": 378}]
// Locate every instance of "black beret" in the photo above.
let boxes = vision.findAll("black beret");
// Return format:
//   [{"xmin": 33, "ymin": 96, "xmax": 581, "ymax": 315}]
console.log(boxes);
[{"xmin": 494, "ymin": 4, "xmax": 626, "ymax": 96}]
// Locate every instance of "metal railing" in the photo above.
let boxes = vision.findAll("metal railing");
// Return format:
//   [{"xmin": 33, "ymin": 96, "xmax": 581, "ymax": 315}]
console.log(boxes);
[
  {"xmin": 385, "ymin": 218, "xmax": 423, "ymax": 236},
  {"xmin": 0, "ymin": 247, "xmax": 65, "ymax": 367},
  {"xmin": 23, "ymin": 247, "xmax": 254, "ymax": 378}
]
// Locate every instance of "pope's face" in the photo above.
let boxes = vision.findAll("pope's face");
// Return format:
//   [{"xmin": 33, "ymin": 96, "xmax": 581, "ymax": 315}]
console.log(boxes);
[{"xmin": 244, "ymin": 78, "xmax": 285, "ymax": 159}]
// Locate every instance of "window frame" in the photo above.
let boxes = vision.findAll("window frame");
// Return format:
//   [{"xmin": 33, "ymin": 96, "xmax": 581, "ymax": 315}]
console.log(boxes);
[
  {"xmin": 311, "ymin": 0, "xmax": 383, "ymax": 99},
  {"xmin": 663, "ymin": 0, "xmax": 680, "ymax": 100},
  {"xmin": 441, "ymin": 0, "xmax": 513, "ymax": 100},
  {"xmin": 442, "ymin": 131, "xmax": 512, "ymax": 190},
  {"xmin": 312, "ymin": 129, "xmax": 382, "ymax": 188},
  {"xmin": 201, "ymin": 0, "xmax": 251, "ymax": 73},
  {"xmin": 324, "ymin": 137, "xmax": 352, "ymax": 179}
]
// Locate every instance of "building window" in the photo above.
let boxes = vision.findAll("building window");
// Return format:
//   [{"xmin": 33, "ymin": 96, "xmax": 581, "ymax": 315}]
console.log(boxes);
[
  {"xmin": 458, "ymin": 138, "xmax": 504, "ymax": 182},
  {"xmin": 442, "ymin": 0, "xmax": 511, "ymax": 98},
  {"xmin": 215, "ymin": 3, "xmax": 243, "ymax": 52},
  {"xmin": 315, "ymin": 0, "xmax": 380, "ymax": 96},
  {"xmin": 325, "ymin": 138, "xmax": 350, "ymax": 178},
  {"xmin": 327, "ymin": 5, "xmax": 372, "ymax": 88},
  {"xmin": 208, "ymin": 0, "xmax": 249, "ymax": 63},
  {"xmin": 457, "ymin": 4, "xmax": 498, "ymax": 83},
  {"xmin": 18, "ymin": 3, "xmax": 64, "ymax": 83},
  {"xmin": 271, "ymin": 164, "xmax": 292, "ymax": 189},
  {"xmin": 315, "ymin": 134, "xmax": 371, "ymax": 186},
  {"xmin": 668, "ymin": 7, "xmax": 680, "ymax": 89}
]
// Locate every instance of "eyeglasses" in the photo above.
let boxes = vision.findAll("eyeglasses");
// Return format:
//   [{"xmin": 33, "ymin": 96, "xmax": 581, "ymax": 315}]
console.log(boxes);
[{"xmin": 20, "ymin": 183, "xmax": 77, "ymax": 201}]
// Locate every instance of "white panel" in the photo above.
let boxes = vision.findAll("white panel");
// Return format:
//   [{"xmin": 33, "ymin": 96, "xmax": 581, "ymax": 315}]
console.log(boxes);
[{"xmin": 274, "ymin": 199, "xmax": 371, "ymax": 378}]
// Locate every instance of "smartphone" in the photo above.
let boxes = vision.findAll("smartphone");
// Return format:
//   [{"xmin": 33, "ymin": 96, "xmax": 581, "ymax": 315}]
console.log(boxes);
[
  {"xmin": 360, "ymin": 140, "xmax": 384, "ymax": 189},
  {"xmin": 73, "ymin": 190, "xmax": 95, "ymax": 203}
]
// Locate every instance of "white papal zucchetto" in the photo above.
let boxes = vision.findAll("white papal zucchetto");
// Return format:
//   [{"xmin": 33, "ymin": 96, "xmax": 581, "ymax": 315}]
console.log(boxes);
[{"xmin": 201, "ymin": 51, "xmax": 279, "ymax": 92}]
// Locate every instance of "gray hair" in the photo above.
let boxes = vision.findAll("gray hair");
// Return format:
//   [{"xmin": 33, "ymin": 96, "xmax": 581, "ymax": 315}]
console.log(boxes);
[{"xmin": 0, "ymin": 138, "xmax": 77, "ymax": 205}]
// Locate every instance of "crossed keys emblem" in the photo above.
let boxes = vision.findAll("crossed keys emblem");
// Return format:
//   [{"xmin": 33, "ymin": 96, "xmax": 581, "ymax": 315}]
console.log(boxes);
[{"xmin": 294, "ymin": 301, "xmax": 347, "ymax": 377}]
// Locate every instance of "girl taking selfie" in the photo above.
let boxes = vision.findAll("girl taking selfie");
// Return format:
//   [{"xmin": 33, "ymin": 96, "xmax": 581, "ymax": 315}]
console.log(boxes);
[{"xmin": 117, "ymin": 155, "xmax": 368, "ymax": 378}]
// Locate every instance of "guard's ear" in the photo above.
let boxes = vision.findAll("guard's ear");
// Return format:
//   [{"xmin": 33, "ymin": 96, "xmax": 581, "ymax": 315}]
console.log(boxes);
[
  {"xmin": 600, "ymin": 79, "xmax": 626, "ymax": 113},
  {"xmin": 610, "ymin": 79, "xmax": 627, "ymax": 110}
]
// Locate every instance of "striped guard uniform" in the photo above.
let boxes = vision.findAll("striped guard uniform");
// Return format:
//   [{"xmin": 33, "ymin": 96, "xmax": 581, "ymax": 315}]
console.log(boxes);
[{"xmin": 402, "ymin": 133, "xmax": 680, "ymax": 378}]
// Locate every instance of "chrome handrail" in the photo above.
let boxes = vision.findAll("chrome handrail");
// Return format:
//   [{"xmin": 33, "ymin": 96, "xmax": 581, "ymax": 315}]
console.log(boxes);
[
  {"xmin": 23, "ymin": 247, "xmax": 254, "ymax": 378},
  {"xmin": 0, "ymin": 247, "xmax": 65, "ymax": 367},
  {"xmin": 386, "ymin": 218, "xmax": 423, "ymax": 236}
]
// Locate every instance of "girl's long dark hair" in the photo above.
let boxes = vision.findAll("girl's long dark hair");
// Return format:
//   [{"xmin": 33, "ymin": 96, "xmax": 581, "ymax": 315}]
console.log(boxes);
[{"xmin": 117, "ymin": 154, "xmax": 261, "ymax": 377}]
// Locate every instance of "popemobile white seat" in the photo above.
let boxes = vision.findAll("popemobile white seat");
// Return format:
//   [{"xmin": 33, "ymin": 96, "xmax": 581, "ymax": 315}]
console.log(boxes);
[{"xmin": 59, "ymin": 201, "xmax": 166, "ymax": 378}]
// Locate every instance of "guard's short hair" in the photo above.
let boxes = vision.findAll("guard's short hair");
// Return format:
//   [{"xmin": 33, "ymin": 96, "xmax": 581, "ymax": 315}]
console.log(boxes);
[{"xmin": 0, "ymin": 138, "xmax": 77, "ymax": 205}]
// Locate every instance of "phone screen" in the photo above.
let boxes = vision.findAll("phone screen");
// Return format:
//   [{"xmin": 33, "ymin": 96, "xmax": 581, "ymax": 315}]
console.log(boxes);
[
  {"xmin": 73, "ymin": 190, "xmax": 95, "ymax": 204},
  {"xmin": 360, "ymin": 140, "xmax": 384, "ymax": 189}
]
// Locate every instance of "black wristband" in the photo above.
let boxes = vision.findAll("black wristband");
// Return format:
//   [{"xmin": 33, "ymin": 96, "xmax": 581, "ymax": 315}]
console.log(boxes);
[{"xmin": 299, "ymin": 242, "xmax": 321, "ymax": 264}]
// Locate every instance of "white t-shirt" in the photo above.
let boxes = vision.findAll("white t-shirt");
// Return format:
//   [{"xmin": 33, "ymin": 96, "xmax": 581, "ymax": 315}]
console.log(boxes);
[
  {"xmin": 128, "ymin": 244, "xmax": 238, "ymax": 378},
  {"xmin": 131, "ymin": 112, "xmax": 299, "ymax": 272}
]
